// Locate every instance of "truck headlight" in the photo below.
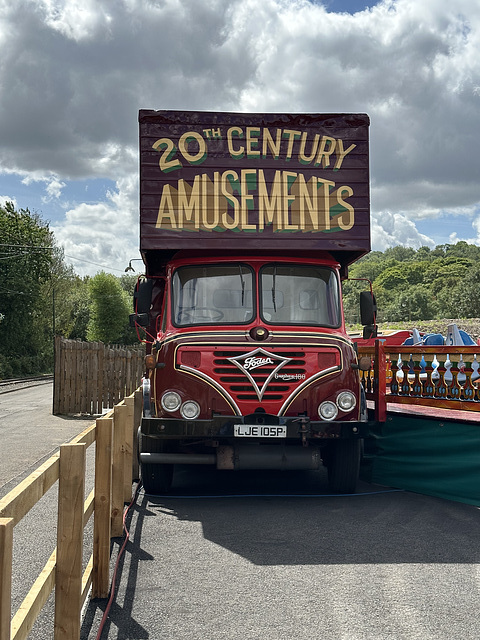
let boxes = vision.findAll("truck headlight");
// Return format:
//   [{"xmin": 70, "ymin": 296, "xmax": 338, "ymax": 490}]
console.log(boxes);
[
  {"xmin": 161, "ymin": 391, "xmax": 181, "ymax": 412},
  {"xmin": 318, "ymin": 401, "xmax": 338, "ymax": 421},
  {"xmin": 337, "ymin": 391, "xmax": 356, "ymax": 412},
  {"xmin": 181, "ymin": 401, "xmax": 200, "ymax": 420}
]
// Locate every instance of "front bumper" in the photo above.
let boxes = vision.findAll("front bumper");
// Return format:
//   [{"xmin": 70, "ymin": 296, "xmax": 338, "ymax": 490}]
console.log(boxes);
[{"xmin": 141, "ymin": 413, "xmax": 371, "ymax": 440}]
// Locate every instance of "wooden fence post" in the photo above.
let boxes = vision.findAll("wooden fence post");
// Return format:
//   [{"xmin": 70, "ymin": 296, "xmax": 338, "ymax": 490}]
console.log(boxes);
[
  {"xmin": 374, "ymin": 339, "xmax": 387, "ymax": 422},
  {"xmin": 54, "ymin": 444, "xmax": 86, "ymax": 640},
  {"xmin": 53, "ymin": 335, "xmax": 61, "ymax": 415},
  {"xmin": 132, "ymin": 389, "xmax": 143, "ymax": 482},
  {"xmin": 93, "ymin": 417, "xmax": 113, "ymax": 599},
  {"xmin": 111, "ymin": 405, "xmax": 127, "ymax": 537},
  {"xmin": 124, "ymin": 396, "xmax": 135, "ymax": 499},
  {"xmin": 0, "ymin": 518, "xmax": 13, "ymax": 640}
]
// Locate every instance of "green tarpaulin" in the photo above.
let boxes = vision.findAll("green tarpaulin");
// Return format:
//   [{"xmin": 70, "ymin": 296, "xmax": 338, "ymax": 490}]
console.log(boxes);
[{"xmin": 364, "ymin": 413, "xmax": 480, "ymax": 507}]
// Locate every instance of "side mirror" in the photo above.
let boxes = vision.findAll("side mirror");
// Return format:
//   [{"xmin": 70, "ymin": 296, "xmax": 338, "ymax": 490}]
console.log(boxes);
[
  {"xmin": 360, "ymin": 291, "xmax": 376, "ymax": 326},
  {"xmin": 363, "ymin": 324, "xmax": 377, "ymax": 340},
  {"xmin": 134, "ymin": 278, "xmax": 154, "ymax": 314},
  {"xmin": 129, "ymin": 313, "xmax": 150, "ymax": 328}
]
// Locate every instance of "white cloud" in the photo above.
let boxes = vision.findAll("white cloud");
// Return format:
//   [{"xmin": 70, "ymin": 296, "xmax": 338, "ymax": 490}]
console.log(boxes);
[
  {"xmin": 371, "ymin": 209, "xmax": 434, "ymax": 251},
  {"xmin": 0, "ymin": 196, "xmax": 17, "ymax": 208},
  {"xmin": 51, "ymin": 174, "xmax": 141, "ymax": 276},
  {"xmin": 43, "ymin": 177, "xmax": 66, "ymax": 201},
  {"xmin": 2, "ymin": 0, "xmax": 480, "ymax": 270}
]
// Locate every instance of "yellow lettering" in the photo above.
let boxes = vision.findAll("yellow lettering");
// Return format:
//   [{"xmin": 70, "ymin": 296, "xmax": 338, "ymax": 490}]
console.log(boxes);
[
  {"xmin": 178, "ymin": 131, "xmax": 207, "ymax": 165},
  {"xmin": 201, "ymin": 174, "xmax": 219, "ymax": 230},
  {"xmin": 315, "ymin": 136, "xmax": 336, "ymax": 168},
  {"xmin": 240, "ymin": 169, "xmax": 257, "ymax": 230},
  {"xmin": 316, "ymin": 178, "xmax": 335, "ymax": 230},
  {"xmin": 258, "ymin": 169, "xmax": 283, "ymax": 231},
  {"xmin": 299, "ymin": 133, "xmax": 319, "ymax": 165},
  {"xmin": 227, "ymin": 127, "xmax": 244, "ymax": 158},
  {"xmin": 246, "ymin": 127, "xmax": 261, "ymax": 158},
  {"xmin": 297, "ymin": 175, "xmax": 318, "ymax": 231},
  {"xmin": 334, "ymin": 139, "xmax": 356, "ymax": 170},
  {"xmin": 336, "ymin": 186, "xmax": 355, "ymax": 230},
  {"xmin": 283, "ymin": 171, "xmax": 298, "ymax": 230},
  {"xmin": 156, "ymin": 185, "xmax": 177, "ymax": 229},
  {"xmin": 262, "ymin": 128, "xmax": 282, "ymax": 160},
  {"xmin": 177, "ymin": 177, "xmax": 200, "ymax": 229},
  {"xmin": 220, "ymin": 170, "xmax": 240, "ymax": 229},
  {"xmin": 283, "ymin": 130, "xmax": 301, "ymax": 160}
]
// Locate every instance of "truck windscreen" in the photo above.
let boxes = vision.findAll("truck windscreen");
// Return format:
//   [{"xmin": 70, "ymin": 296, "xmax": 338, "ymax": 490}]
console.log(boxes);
[
  {"xmin": 260, "ymin": 265, "xmax": 341, "ymax": 327},
  {"xmin": 172, "ymin": 263, "xmax": 341, "ymax": 328},
  {"xmin": 172, "ymin": 264, "xmax": 255, "ymax": 325}
]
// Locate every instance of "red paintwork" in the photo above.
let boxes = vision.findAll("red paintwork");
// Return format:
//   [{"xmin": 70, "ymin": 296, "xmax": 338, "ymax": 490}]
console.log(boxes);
[
  {"xmin": 353, "ymin": 330, "xmax": 413, "ymax": 347},
  {"xmin": 150, "ymin": 253, "xmax": 362, "ymax": 422},
  {"xmin": 138, "ymin": 110, "xmax": 371, "ymax": 428}
]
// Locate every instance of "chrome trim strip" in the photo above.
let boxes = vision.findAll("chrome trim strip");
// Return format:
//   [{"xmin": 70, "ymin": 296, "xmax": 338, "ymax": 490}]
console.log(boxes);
[
  {"xmin": 277, "ymin": 365, "xmax": 341, "ymax": 416},
  {"xmin": 226, "ymin": 347, "xmax": 292, "ymax": 401},
  {"xmin": 178, "ymin": 364, "xmax": 242, "ymax": 415}
]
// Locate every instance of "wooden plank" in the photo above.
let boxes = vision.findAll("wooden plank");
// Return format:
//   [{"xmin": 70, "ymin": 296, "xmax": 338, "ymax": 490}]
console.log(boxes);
[
  {"xmin": 0, "ymin": 518, "xmax": 13, "ymax": 640},
  {"xmin": 98, "ymin": 343, "xmax": 105, "ymax": 415},
  {"xmin": 10, "ymin": 550, "xmax": 56, "ymax": 640},
  {"xmin": 83, "ymin": 490, "xmax": 95, "ymax": 527},
  {"xmin": 111, "ymin": 405, "xmax": 127, "ymax": 537},
  {"xmin": 54, "ymin": 444, "xmax": 86, "ymax": 640},
  {"xmin": 81, "ymin": 557, "xmax": 93, "ymax": 608},
  {"xmin": 126, "ymin": 351, "xmax": 132, "ymax": 396},
  {"xmin": 74, "ymin": 340, "xmax": 82, "ymax": 414},
  {"xmin": 70, "ymin": 422, "xmax": 96, "ymax": 447},
  {"xmin": 80, "ymin": 342, "xmax": 88, "ymax": 414},
  {"xmin": 0, "ymin": 456, "xmax": 59, "ymax": 526},
  {"xmin": 53, "ymin": 335, "xmax": 61, "ymax": 415},
  {"xmin": 91, "ymin": 343, "xmax": 99, "ymax": 415},
  {"xmin": 92, "ymin": 417, "xmax": 113, "ymax": 598},
  {"xmin": 123, "ymin": 396, "xmax": 135, "ymax": 500},
  {"xmin": 132, "ymin": 389, "xmax": 142, "ymax": 481}
]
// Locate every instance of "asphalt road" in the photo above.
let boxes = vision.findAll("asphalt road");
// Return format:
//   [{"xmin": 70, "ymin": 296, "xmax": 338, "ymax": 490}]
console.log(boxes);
[
  {"xmin": 2, "ymin": 384, "xmax": 480, "ymax": 639},
  {"xmin": 0, "ymin": 382, "xmax": 96, "ymax": 639},
  {"xmin": 81, "ymin": 466, "xmax": 480, "ymax": 640},
  {"xmin": 0, "ymin": 381, "xmax": 95, "ymax": 493}
]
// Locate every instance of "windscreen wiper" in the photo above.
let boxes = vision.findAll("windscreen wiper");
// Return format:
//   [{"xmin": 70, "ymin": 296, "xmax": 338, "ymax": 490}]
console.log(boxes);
[
  {"xmin": 272, "ymin": 265, "xmax": 277, "ymax": 312},
  {"xmin": 239, "ymin": 264, "xmax": 245, "ymax": 306}
]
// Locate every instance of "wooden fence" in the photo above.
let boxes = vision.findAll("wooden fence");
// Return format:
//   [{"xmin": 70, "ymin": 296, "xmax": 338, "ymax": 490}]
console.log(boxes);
[
  {"xmin": 0, "ymin": 389, "xmax": 142, "ymax": 640},
  {"xmin": 53, "ymin": 336, "xmax": 145, "ymax": 415}
]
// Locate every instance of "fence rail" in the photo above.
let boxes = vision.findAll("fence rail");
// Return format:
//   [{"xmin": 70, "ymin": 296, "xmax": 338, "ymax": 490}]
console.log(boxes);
[
  {"xmin": 358, "ymin": 342, "xmax": 480, "ymax": 417},
  {"xmin": 53, "ymin": 337, "xmax": 145, "ymax": 415},
  {"xmin": 0, "ymin": 389, "xmax": 142, "ymax": 640}
]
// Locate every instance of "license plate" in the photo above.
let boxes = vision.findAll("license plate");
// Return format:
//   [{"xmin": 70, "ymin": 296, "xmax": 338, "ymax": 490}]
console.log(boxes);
[{"xmin": 234, "ymin": 424, "xmax": 287, "ymax": 438}]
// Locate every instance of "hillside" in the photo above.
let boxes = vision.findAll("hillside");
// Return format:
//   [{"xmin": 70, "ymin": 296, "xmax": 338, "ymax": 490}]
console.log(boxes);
[{"xmin": 347, "ymin": 319, "xmax": 480, "ymax": 343}]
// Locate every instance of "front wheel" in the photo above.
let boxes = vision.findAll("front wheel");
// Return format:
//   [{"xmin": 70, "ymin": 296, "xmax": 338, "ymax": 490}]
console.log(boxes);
[
  {"xmin": 140, "ymin": 435, "xmax": 174, "ymax": 495},
  {"xmin": 326, "ymin": 439, "xmax": 362, "ymax": 494}
]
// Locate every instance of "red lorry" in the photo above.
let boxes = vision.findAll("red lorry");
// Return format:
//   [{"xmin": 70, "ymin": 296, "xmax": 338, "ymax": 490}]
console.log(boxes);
[{"xmin": 133, "ymin": 110, "xmax": 376, "ymax": 494}]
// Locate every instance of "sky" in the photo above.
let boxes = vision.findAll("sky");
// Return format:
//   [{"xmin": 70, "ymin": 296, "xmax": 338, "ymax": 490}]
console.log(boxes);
[{"xmin": 1, "ymin": 0, "xmax": 480, "ymax": 276}]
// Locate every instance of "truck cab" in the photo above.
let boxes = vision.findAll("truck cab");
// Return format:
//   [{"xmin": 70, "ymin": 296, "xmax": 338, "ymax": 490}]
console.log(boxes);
[
  {"xmin": 135, "ymin": 109, "xmax": 374, "ymax": 494},
  {"xmin": 136, "ymin": 250, "xmax": 371, "ymax": 494}
]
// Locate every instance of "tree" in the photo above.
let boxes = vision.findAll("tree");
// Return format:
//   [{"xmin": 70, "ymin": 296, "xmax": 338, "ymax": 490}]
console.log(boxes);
[
  {"xmin": 342, "ymin": 240, "xmax": 480, "ymax": 325},
  {"xmin": 443, "ymin": 265, "xmax": 480, "ymax": 318},
  {"xmin": 87, "ymin": 272, "xmax": 134, "ymax": 344},
  {"xmin": 0, "ymin": 202, "xmax": 55, "ymax": 377}
]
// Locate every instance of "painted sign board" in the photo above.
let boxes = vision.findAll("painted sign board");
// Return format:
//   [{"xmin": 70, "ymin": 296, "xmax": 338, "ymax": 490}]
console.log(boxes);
[{"xmin": 139, "ymin": 110, "xmax": 370, "ymax": 264}]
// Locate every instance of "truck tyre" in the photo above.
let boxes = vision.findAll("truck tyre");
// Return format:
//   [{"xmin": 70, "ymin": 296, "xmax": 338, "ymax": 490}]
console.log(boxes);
[
  {"xmin": 327, "ymin": 439, "xmax": 362, "ymax": 494},
  {"xmin": 140, "ymin": 435, "xmax": 174, "ymax": 495}
]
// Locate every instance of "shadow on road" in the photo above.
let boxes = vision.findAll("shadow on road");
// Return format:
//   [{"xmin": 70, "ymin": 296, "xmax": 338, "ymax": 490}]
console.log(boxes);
[{"xmin": 81, "ymin": 465, "xmax": 480, "ymax": 639}]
